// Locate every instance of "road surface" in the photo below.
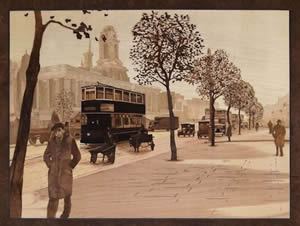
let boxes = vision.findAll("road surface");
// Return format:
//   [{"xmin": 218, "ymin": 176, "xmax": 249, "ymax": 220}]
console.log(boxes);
[{"xmin": 12, "ymin": 128, "xmax": 289, "ymax": 218}]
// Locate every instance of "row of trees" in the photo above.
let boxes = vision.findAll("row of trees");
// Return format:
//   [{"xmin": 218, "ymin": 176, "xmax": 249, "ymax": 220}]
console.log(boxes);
[{"xmin": 130, "ymin": 11, "xmax": 264, "ymax": 156}]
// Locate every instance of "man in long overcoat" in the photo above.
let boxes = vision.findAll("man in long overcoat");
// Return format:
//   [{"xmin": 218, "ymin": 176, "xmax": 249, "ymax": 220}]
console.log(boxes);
[
  {"xmin": 44, "ymin": 122, "xmax": 81, "ymax": 218},
  {"xmin": 272, "ymin": 119, "xmax": 286, "ymax": 157}
]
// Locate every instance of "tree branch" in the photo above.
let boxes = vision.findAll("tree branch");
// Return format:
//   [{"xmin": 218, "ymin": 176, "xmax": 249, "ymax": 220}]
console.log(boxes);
[{"xmin": 43, "ymin": 20, "xmax": 77, "ymax": 32}]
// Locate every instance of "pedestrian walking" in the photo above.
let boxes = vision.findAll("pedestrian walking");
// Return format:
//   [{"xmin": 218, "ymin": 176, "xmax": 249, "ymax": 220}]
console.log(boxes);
[
  {"xmin": 272, "ymin": 120, "xmax": 286, "ymax": 157},
  {"xmin": 255, "ymin": 122, "xmax": 259, "ymax": 131},
  {"xmin": 226, "ymin": 124, "xmax": 232, "ymax": 142},
  {"xmin": 267, "ymin": 120, "xmax": 273, "ymax": 134},
  {"xmin": 43, "ymin": 122, "xmax": 81, "ymax": 218}
]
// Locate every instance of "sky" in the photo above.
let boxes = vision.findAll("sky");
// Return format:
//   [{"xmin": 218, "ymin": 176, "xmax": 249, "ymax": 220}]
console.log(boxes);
[{"xmin": 10, "ymin": 10, "xmax": 289, "ymax": 107}]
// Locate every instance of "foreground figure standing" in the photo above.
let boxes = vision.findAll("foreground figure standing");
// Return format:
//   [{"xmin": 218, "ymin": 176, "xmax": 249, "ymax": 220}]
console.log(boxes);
[
  {"xmin": 272, "ymin": 120, "xmax": 286, "ymax": 157},
  {"xmin": 43, "ymin": 122, "xmax": 81, "ymax": 218}
]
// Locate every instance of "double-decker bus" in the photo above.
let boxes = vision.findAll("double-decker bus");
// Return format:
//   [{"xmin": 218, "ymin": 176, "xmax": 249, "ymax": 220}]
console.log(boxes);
[{"xmin": 80, "ymin": 83, "xmax": 146, "ymax": 144}]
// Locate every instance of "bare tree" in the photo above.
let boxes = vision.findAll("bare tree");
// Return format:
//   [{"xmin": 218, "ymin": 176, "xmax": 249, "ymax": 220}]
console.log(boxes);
[
  {"xmin": 55, "ymin": 90, "xmax": 74, "ymax": 122},
  {"xmin": 10, "ymin": 10, "xmax": 95, "ymax": 217},
  {"xmin": 190, "ymin": 48, "xmax": 240, "ymax": 146},
  {"xmin": 130, "ymin": 11, "xmax": 204, "ymax": 160}
]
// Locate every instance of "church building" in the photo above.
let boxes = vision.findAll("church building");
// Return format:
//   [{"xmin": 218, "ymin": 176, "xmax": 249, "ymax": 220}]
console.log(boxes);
[{"xmin": 10, "ymin": 25, "xmax": 208, "ymax": 143}]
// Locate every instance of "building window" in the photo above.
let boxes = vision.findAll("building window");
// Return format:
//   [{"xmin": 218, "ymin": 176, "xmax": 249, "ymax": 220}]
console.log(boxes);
[
  {"xmin": 105, "ymin": 88, "xmax": 113, "ymax": 99},
  {"xmin": 123, "ymin": 92, "xmax": 129, "ymax": 102},
  {"xmin": 96, "ymin": 87, "xmax": 104, "ymax": 99},
  {"xmin": 115, "ymin": 90, "xmax": 122, "ymax": 101},
  {"xmin": 131, "ymin": 93, "xmax": 137, "ymax": 103}
]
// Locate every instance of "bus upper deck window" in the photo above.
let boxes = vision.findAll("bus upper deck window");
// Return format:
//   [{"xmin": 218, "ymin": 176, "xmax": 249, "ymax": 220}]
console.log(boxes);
[
  {"xmin": 131, "ymin": 93, "xmax": 137, "ymax": 103},
  {"xmin": 105, "ymin": 88, "xmax": 113, "ymax": 99},
  {"xmin": 137, "ymin": 94, "xmax": 143, "ymax": 104},
  {"xmin": 86, "ymin": 89, "xmax": 95, "ymax": 100},
  {"xmin": 81, "ymin": 89, "xmax": 85, "ymax": 100},
  {"xmin": 96, "ymin": 87, "xmax": 104, "ymax": 99},
  {"xmin": 115, "ymin": 90, "xmax": 122, "ymax": 101},
  {"xmin": 123, "ymin": 92, "xmax": 129, "ymax": 101}
]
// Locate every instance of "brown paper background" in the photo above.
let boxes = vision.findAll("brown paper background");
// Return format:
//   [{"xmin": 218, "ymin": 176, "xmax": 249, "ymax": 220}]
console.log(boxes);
[{"xmin": 0, "ymin": 0, "xmax": 298, "ymax": 225}]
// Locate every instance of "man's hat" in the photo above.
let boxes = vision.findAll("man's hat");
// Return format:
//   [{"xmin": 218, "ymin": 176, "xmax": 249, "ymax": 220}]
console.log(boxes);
[
  {"xmin": 51, "ymin": 122, "xmax": 64, "ymax": 131},
  {"xmin": 277, "ymin": 119, "xmax": 282, "ymax": 123}
]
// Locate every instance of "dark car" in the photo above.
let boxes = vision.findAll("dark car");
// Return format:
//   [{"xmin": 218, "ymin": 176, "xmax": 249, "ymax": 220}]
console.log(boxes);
[
  {"xmin": 177, "ymin": 123, "xmax": 195, "ymax": 137},
  {"xmin": 197, "ymin": 120, "xmax": 210, "ymax": 138}
]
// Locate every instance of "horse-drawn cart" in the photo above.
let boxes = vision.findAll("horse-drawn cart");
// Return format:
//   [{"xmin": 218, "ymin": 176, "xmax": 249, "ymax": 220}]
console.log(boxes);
[
  {"xmin": 87, "ymin": 143, "xmax": 116, "ymax": 164},
  {"xmin": 129, "ymin": 133, "xmax": 155, "ymax": 152}
]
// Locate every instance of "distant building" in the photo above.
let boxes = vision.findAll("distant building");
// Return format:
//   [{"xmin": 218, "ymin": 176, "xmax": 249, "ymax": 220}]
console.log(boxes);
[
  {"xmin": 262, "ymin": 94, "xmax": 289, "ymax": 127},
  {"xmin": 10, "ymin": 25, "xmax": 209, "ymax": 143}
]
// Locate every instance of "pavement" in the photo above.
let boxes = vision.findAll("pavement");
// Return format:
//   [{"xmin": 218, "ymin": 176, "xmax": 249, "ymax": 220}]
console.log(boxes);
[{"xmin": 20, "ymin": 128, "xmax": 290, "ymax": 218}]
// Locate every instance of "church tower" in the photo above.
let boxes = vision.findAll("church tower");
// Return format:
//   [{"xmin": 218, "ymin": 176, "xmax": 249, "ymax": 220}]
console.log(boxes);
[{"xmin": 95, "ymin": 25, "xmax": 129, "ymax": 82}]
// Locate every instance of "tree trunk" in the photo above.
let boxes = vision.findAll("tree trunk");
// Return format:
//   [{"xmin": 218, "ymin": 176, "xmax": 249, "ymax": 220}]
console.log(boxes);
[
  {"xmin": 252, "ymin": 113, "xmax": 255, "ymax": 129},
  {"xmin": 226, "ymin": 103, "xmax": 231, "ymax": 141},
  {"xmin": 226, "ymin": 103, "xmax": 231, "ymax": 126},
  {"xmin": 248, "ymin": 111, "xmax": 251, "ymax": 130},
  {"xmin": 209, "ymin": 93, "xmax": 215, "ymax": 146},
  {"xmin": 166, "ymin": 85, "xmax": 177, "ymax": 161},
  {"xmin": 10, "ymin": 11, "xmax": 45, "ymax": 217},
  {"xmin": 238, "ymin": 108, "xmax": 241, "ymax": 135}
]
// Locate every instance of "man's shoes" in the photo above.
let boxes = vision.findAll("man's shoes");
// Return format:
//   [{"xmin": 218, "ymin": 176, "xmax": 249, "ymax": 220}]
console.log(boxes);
[{"xmin": 60, "ymin": 213, "xmax": 69, "ymax": 219}]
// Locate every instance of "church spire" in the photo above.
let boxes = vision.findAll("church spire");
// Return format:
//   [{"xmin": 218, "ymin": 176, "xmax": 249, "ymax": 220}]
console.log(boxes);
[{"xmin": 81, "ymin": 38, "xmax": 93, "ymax": 70}]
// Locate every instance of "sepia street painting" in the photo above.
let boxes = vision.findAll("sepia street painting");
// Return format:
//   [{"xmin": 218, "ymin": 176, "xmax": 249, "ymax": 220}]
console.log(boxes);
[{"xmin": 9, "ymin": 10, "xmax": 289, "ymax": 218}]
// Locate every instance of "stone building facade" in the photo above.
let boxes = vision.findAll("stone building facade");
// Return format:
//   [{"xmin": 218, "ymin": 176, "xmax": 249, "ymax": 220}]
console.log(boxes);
[
  {"xmin": 262, "ymin": 94, "xmax": 289, "ymax": 127},
  {"xmin": 10, "ymin": 25, "xmax": 209, "ymax": 142}
]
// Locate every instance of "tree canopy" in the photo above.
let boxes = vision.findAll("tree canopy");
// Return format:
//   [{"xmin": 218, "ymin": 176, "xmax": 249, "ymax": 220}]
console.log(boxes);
[
  {"xmin": 191, "ymin": 49, "xmax": 241, "ymax": 102},
  {"xmin": 130, "ymin": 11, "xmax": 204, "ymax": 87}
]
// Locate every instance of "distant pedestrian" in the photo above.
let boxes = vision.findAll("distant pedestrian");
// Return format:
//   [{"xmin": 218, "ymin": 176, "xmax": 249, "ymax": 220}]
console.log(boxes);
[
  {"xmin": 267, "ymin": 120, "xmax": 273, "ymax": 134},
  {"xmin": 255, "ymin": 122, "xmax": 259, "ymax": 131},
  {"xmin": 226, "ymin": 124, "xmax": 232, "ymax": 142},
  {"xmin": 272, "ymin": 120, "xmax": 286, "ymax": 157},
  {"xmin": 44, "ymin": 122, "xmax": 81, "ymax": 218}
]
